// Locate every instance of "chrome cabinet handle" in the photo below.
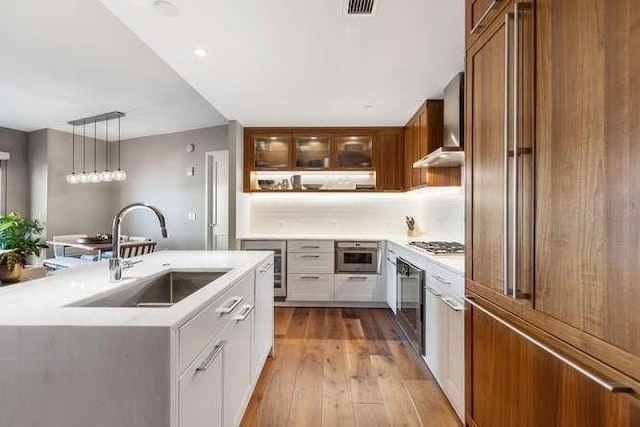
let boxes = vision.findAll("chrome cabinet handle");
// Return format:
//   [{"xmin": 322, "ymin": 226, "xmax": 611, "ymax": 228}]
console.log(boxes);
[
  {"xmin": 301, "ymin": 245, "xmax": 320, "ymax": 249},
  {"xmin": 216, "ymin": 296, "xmax": 243, "ymax": 314},
  {"xmin": 470, "ymin": 0, "xmax": 503, "ymax": 34},
  {"xmin": 464, "ymin": 296, "xmax": 633, "ymax": 393},
  {"xmin": 259, "ymin": 262, "xmax": 273, "ymax": 273},
  {"xmin": 234, "ymin": 304, "xmax": 254, "ymax": 321},
  {"xmin": 511, "ymin": 1, "xmax": 521, "ymax": 300},
  {"xmin": 301, "ymin": 276, "xmax": 320, "ymax": 280},
  {"xmin": 425, "ymin": 286, "xmax": 441, "ymax": 297},
  {"xmin": 441, "ymin": 296, "xmax": 464, "ymax": 312},
  {"xmin": 301, "ymin": 255, "xmax": 320, "ymax": 259},
  {"xmin": 432, "ymin": 274, "xmax": 451, "ymax": 285},
  {"xmin": 503, "ymin": 10, "xmax": 513, "ymax": 297},
  {"xmin": 196, "ymin": 340, "xmax": 226, "ymax": 372},
  {"xmin": 347, "ymin": 276, "xmax": 368, "ymax": 281}
]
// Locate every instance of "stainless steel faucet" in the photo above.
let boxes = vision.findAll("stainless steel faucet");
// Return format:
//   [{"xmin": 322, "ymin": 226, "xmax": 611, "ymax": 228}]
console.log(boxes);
[{"xmin": 109, "ymin": 203, "xmax": 168, "ymax": 282}]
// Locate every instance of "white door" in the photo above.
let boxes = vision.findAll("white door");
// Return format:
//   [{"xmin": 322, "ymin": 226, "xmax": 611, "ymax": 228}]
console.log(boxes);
[
  {"xmin": 178, "ymin": 339, "xmax": 225, "ymax": 427},
  {"xmin": 205, "ymin": 150, "xmax": 229, "ymax": 250},
  {"xmin": 222, "ymin": 305, "xmax": 254, "ymax": 426},
  {"xmin": 252, "ymin": 258, "xmax": 274, "ymax": 383}
]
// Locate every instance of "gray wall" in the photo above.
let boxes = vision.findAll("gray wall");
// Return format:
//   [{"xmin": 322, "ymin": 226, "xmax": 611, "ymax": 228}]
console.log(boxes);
[
  {"xmin": 0, "ymin": 126, "xmax": 30, "ymax": 215},
  {"xmin": 45, "ymin": 129, "xmax": 113, "ymax": 237},
  {"xmin": 27, "ymin": 129, "xmax": 113, "ymax": 257},
  {"xmin": 113, "ymin": 125, "xmax": 229, "ymax": 250}
]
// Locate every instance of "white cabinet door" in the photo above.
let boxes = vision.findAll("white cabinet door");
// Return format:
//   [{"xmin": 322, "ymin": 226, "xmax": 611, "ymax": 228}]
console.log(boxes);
[
  {"xmin": 253, "ymin": 259, "xmax": 274, "ymax": 383},
  {"xmin": 385, "ymin": 254, "xmax": 397, "ymax": 313},
  {"xmin": 222, "ymin": 305, "xmax": 254, "ymax": 427},
  {"xmin": 442, "ymin": 297, "xmax": 465, "ymax": 421},
  {"xmin": 423, "ymin": 285, "xmax": 446, "ymax": 379},
  {"xmin": 287, "ymin": 252, "xmax": 334, "ymax": 274},
  {"xmin": 287, "ymin": 274, "xmax": 334, "ymax": 301},
  {"xmin": 334, "ymin": 274, "xmax": 383, "ymax": 302},
  {"xmin": 179, "ymin": 339, "xmax": 225, "ymax": 427}
]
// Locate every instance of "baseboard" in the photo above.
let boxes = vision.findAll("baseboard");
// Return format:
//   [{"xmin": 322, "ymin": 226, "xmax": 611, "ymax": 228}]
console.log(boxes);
[{"xmin": 274, "ymin": 301, "xmax": 389, "ymax": 308}]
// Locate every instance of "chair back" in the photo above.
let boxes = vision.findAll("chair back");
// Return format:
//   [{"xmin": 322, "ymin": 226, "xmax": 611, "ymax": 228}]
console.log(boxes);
[
  {"xmin": 119, "ymin": 241, "xmax": 156, "ymax": 259},
  {"xmin": 52, "ymin": 234, "xmax": 90, "ymax": 258}
]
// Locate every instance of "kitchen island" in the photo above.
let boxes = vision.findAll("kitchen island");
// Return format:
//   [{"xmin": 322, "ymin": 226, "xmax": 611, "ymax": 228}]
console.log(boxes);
[{"xmin": 0, "ymin": 250, "xmax": 274, "ymax": 427}]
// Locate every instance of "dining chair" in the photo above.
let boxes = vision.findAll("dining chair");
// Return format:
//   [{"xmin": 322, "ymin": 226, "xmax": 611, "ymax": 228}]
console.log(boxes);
[
  {"xmin": 119, "ymin": 241, "xmax": 157, "ymax": 259},
  {"xmin": 43, "ymin": 234, "xmax": 95, "ymax": 270}
]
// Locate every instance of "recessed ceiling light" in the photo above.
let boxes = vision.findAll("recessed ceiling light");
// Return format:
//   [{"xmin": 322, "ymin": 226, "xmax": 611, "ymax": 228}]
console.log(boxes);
[
  {"xmin": 193, "ymin": 48, "xmax": 208, "ymax": 57},
  {"xmin": 153, "ymin": 0, "xmax": 179, "ymax": 18}
]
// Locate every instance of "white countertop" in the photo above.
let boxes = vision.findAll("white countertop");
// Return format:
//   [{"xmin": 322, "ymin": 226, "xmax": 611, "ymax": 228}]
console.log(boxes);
[
  {"xmin": 0, "ymin": 250, "xmax": 271, "ymax": 327},
  {"xmin": 239, "ymin": 234, "xmax": 465, "ymax": 276}
]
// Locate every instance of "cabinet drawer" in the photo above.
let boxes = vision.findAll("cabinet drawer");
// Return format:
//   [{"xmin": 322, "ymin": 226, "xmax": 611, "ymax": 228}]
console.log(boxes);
[
  {"xmin": 287, "ymin": 240, "xmax": 334, "ymax": 253},
  {"xmin": 288, "ymin": 252, "xmax": 334, "ymax": 273},
  {"xmin": 178, "ymin": 271, "xmax": 255, "ymax": 373},
  {"xmin": 287, "ymin": 274, "xmax": 334, "ymax": 301},
  {"xmin": 335, "ymin": 274, "xmax": 383, "ymax": 302},
  {"xmin": 426, "ymin": 263, "xmax": 464, "ymax": 297}
]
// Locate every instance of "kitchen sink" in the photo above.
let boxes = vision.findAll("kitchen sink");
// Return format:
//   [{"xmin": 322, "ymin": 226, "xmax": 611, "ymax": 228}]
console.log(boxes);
[{"xmin": 69, "ymin": 271, "xmax": 229, "ymax": 308}]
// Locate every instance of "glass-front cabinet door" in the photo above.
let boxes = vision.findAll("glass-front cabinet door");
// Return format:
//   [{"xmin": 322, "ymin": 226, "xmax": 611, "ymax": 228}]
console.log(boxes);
[
  {"xmin": 294, "ymin": 136, "xmax": 331, "ymax": 169},
  {"xmin": 252, "ymin": 135, "xmax": 291, "ymax": 169},
  {"xmin": 335, "ymin": 136, "xmax": 373, "ymax": 169}
]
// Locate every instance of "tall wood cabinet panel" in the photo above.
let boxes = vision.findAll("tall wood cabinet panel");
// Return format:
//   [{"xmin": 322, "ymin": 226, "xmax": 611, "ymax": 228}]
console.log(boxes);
[
  {"xmin": 466, "ymin": 13, "xmax": 509, "ymax": 295},
  {"xmin": 466, "ymin": 298, "xmax": 640, "ymax": 427},
  {"xmin": 534, "ymin": 0, "xmax": 640, "ymax": 359},
  {"xmin": 466, "ymin": 0, "xmax": 640, "ymax": 424}
]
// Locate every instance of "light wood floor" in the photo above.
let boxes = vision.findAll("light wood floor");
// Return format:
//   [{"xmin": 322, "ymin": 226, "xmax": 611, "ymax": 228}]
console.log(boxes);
[{"xmin": 241, "ymin": 307, "xmax": 461, "ymax": 427}]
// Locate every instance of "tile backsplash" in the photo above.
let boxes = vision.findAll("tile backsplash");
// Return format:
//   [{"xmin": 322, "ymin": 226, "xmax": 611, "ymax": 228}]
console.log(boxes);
[{"xmin": 245, "ymin": 187, "xmax": 464, "ymax": 242}]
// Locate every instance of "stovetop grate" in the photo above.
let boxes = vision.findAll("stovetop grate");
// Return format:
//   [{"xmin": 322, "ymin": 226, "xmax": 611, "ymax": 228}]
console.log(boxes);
[{"xmin": 409, "ymin": 241, "xmax": 464, "ymax": 255}]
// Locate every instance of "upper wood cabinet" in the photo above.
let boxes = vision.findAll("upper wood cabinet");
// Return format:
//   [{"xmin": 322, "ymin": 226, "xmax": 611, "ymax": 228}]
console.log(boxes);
[
  {"xmin": 373, "ymin": 129, "xmax": 404, "ymax": 191},
  {"xmin": 243, "ymin": 127, "xmax": 403, "ymax": 192},
  {"xmin": 404, "ymin": 100, "xmax": 461, "ymax": 190},
  {"xmin": 294, "ymin": 136, "xmax": 331, "ymax": 169},
  {"xmin": 248, "ymin": 134, "xmax": 293, "ymax": 170},
  {"xmin": 466, "ymin": 0, "xmax": 513, "ymax": 47}
]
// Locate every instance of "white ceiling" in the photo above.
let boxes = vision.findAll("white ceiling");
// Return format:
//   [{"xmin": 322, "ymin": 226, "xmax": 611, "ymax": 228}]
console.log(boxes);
[
  {"xmin": 99, "ymin": 0, "xmax": 465, "ymax": 127},
  {"xmin": 0, "ymin": 0, "xmax": 227, "ymax": 139}
]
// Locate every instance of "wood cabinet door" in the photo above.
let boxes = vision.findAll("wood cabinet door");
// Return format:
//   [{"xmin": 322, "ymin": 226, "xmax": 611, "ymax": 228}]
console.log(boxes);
[
  {"xmin": 466, "ymin": 296, "xmax": 640, "ymax": 427},
  {"xmin": 534, "ymin": 0, "xmax": 640, "ymax": 358},
  {"xmin": 466, "ymin": 10, "xmax": 509, "ymax": 295},
  {"xmin": 374, "ymin": 129, "xmax": 403, "ymax": 191}
]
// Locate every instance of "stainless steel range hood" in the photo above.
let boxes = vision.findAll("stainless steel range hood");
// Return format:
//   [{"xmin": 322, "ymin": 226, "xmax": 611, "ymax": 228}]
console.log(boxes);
[{"xmin": 414, "ymin": 73, "xmax": 464, "ymax": 168}]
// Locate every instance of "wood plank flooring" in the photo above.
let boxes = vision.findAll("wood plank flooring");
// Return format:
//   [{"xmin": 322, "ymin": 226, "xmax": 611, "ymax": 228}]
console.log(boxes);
[{"xmin": 241, "ymin": 307, "xmax": 460, "ymax": 427}]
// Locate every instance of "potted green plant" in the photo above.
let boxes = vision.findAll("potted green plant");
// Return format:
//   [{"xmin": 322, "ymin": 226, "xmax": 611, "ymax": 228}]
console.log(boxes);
[{"xmin": 0, "ymin": 212, "xmax": 45, "ymax": 283}]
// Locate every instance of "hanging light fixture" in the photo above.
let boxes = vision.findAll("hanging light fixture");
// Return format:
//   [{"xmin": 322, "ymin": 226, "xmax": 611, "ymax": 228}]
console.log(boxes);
[
  {"xmin": 68, "ymin": 112, "xmax": 125, "ymax": 184},
  {"xmin": 78, "ymin": 124, "xmax": 89, "ymax": 184},
  {"xmin": 65, "ymin": 125, "xmax": 79, "ymax": 184},
  {"xmin": 88, "ymin": 119, "xmax": 101, "ymax": 183},
  {"xmin": 112, "ymin": 115, "xmax": 126, "ymax": 182},
  {"xmin": 100, "ymin": 117, "xmax": 113, "ymax": 182}
]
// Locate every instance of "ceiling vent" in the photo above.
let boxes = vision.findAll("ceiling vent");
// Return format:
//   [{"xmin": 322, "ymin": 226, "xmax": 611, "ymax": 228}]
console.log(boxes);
[{"xmin": 345, "ymin": 0, "xmax": 377, "ymax": 16}]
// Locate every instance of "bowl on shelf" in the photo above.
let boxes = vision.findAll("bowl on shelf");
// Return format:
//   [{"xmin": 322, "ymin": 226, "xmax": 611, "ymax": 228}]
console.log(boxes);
[
  {"xmin": 303, "ymin": 184, "xmax": 323, "ymax": 191},
  {"xmin": 257, "ymin": 180, "xmax": 275, "ymax": 190}
]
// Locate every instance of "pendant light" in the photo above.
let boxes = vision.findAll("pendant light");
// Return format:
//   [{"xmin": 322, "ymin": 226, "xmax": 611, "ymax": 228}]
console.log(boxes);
[
  {"xmin": 100, "ymin": 117, "xmax": 113, "ymax": 182},
  {"xmin": 78, "ymin": 124, "xmax": 89, "ymax": 184},
  {"xmin": 88, "ymin": 119, "xmax": 101, "ymax": 183},
  {"xmin": 112, "ymin": 115, "xmax": 126, "ymax": 181},
  {"xmin": 65, "ymin": 125, "xmax": 79, "ymax": 184}
]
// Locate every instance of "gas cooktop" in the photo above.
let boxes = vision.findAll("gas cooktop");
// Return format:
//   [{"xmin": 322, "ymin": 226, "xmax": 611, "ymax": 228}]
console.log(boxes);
[{"xmin": 409, "ymin": 241, "xmax": 464, "ymax": 255}]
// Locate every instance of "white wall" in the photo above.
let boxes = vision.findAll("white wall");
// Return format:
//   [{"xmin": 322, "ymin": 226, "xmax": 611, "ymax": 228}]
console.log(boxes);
[{"xmin": 245, "ymin": 187, "xmax": 464, "ymax": 242}]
